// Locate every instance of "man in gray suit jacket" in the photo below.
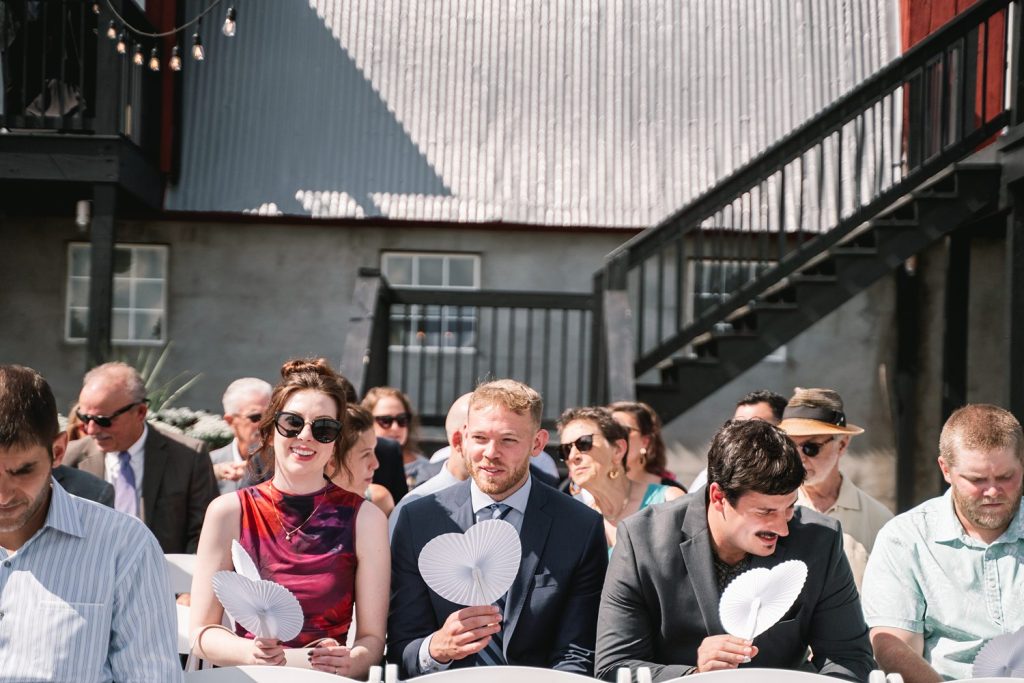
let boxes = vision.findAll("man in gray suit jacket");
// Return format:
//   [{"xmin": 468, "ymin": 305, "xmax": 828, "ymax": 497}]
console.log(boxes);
[
  {"xmin": 64, "ymin": 362, "xmax": 217, "ymax": 554},
  {"xmin": 596, "ymin": 419, "xmax": 874, "ymax": 682},
  {"xmin": 208, "ymin": 377, "xmax": 272, "ymax": 495},
  {"xmin": 388, "ymin": 380, "xmax": 607, "ymax": 678}
]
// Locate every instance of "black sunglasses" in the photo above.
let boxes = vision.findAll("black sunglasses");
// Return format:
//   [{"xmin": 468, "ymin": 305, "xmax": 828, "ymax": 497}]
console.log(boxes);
[
  {"xmin": 799, "ymin": 437, "xmax": 835, "ymax": 458},
  {"xmin": 374, "ymin": 413, "xmax": 411, "ymax": 429},
  {"xmin": 244, "ymin": 413, "xmax": 262, "ymax": 424},
  {"xmin": 274, "ymin": 411, "xmax": 343, "ymax": 444},
  {"xmin": 76, "ymin": 401, "xmax": 142, "ymax": 428},
  {"xmin": 559, "ymin": 434, "xmax": 595, "ymax": 461}
]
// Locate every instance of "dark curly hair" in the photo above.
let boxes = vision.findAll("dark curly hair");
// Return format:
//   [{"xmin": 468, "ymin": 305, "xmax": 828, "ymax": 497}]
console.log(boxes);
[{"xmin": 707, "ymin": 419, "xmax": 804, "ymax": 505}]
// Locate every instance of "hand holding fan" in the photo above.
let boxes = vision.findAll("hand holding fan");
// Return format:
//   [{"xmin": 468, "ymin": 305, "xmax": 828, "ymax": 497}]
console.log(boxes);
[
  {"xmin": 719, "ymin": 560, "xmax": 808, "ymax": 642},
  {"xmin": 212, "ymin": 540, "xmax": 304, "ymax": 641},
  {"xmin": 418, "ymin": 519, "xmax": 522, "ymax": 605},
  {"xmin": 973, "ymin": 627, "xmax": 1024, "ymax": 678}
]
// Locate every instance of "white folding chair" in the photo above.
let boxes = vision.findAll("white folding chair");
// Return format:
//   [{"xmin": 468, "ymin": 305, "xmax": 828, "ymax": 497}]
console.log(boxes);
[
  {"xmin": 663, "ymin": 668, "xmax": 837, "ymax": 683},
  {"xmin": 184, "ymin": 665, "xmax": 361, "ymax": 681},
  {"xmin": 414, "ymin": 665, "xmax": 596, "ymax": 682},
  {"xmin": 165, "ymin": 553, "xmax": 198, "ymax": 594}
]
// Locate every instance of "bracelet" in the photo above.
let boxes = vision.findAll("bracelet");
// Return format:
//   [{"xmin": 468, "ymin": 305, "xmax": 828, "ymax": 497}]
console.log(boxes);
[{"xmin": 191, "ymin": 623, "xmax": 235, "ymax": 659}]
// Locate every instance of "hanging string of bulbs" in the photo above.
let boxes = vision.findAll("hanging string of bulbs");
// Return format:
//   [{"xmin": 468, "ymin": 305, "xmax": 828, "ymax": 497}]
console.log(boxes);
[{"xmin": 93, "ymin": 0, "xmax": 238, "ymax": 73}]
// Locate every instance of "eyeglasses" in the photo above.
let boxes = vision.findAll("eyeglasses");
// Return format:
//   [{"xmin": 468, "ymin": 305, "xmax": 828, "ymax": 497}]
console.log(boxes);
[
  {"xmin": 76, "ymin": 401, "xmax": 142, "ymax": 428},
  {"xmin": 274, "ymin": 411, "xmax": 343, "ymax": 444},
  {"xmin": 799, "ymin": 437, "xmax": 835, "ymax": 458},
  {"xmin": 374, "ymin": 413, "xmax": 411, "ymax": 429},
  {"xmin": 559, "ymin": 434, "xmax": 595, "ymax": 461},
  {"xmin": 244, "ymin": 413, "xmax": 262, "ymax": 424}
]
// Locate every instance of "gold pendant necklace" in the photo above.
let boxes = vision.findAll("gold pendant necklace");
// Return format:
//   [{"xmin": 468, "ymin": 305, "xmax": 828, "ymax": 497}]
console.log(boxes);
[{"xmin": 273, "ymin": 492, "xmax": 324, "ymax": 542}]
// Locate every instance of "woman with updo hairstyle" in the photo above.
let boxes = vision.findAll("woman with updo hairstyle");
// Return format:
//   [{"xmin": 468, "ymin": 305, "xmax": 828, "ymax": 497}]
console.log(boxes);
[
  {"xmin": 329, "ymin": 405, "xmax": 396, "ymax": 517},
  {"xmin": 190, "ymin": 358, "xmax": 389, "ymax": 677},
  {"xmin": 361, "ymin": 386, "xmax": 432, "ymax": 489},
  {"xmin": 608, "ymin": 400, "xmax": 686, "ymax": 492},
  {"xmin": 558, "ymin": 406, "xmax": 684, "ymax": 551}
]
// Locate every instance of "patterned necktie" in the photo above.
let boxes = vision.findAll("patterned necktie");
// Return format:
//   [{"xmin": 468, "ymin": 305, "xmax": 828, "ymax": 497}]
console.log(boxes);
[
  {"xmin": 476, "ymin": 503, "xmax": 513, "ymax": 666},
  {"xmin": 114, "ymin": 451, "xmax": 138, "ymax": 517}
]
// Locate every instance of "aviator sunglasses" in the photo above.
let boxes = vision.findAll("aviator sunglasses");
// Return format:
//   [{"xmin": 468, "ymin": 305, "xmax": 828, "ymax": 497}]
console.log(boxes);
[
  {"xmin": 76, "ymin": 401, "xmax": 143, "ymax": 428},
  {"xmin": 559, "ymin": 434, "xmax": 595, "ymax": 461},
  {"xmin": 274, "ymin": 411, "xmax": 343, "ymax": 443},
  {"xmin": 374, "ymin": 413, "xmax": 411, "ymax": 429},
  {"xmin": 798, "ymin": 437, "xmax": 835, "ymax": 458}
]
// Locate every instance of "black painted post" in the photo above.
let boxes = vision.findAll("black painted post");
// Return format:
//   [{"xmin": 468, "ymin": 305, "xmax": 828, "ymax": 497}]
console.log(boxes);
[
  {"xmin": 86, "ymin": 184, "xmax": 117, "ymax": 371},
  {"xmin": 1008, "ymin": 182, "xmax": 1024, "ymax": 422},
  {"xmin": 941, "ymin": 232, "xmax": 971, "ymax": 421},
  {"xmin": 893, "ymin": 261, "xmax": 920, "ymax": 512},
  {"xmin": 94, "ymin": 1, "xmax": 125, "ymax": 135}
]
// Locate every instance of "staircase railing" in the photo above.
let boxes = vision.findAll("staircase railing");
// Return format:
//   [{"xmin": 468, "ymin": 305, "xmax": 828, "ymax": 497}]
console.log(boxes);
[{"xmin": 597, "ymin": 0, "xmax": 1021, "ymax": 397}]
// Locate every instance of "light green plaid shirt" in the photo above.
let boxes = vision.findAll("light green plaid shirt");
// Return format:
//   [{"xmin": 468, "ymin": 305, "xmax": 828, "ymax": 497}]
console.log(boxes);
[{"xmin": 862, "ymin": 489, "xmax": 1024, "ymax": 680}]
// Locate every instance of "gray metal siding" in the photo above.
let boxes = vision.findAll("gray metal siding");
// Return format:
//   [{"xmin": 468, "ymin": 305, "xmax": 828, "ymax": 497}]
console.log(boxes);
[{"xmin": 166, "ymin": 0, "xmax": 900, "ymax": 227}]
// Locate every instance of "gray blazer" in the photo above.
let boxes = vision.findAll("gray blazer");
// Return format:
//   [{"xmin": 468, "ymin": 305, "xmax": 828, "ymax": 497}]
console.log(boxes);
[
  {"xmin": 595, "ymin": 491, "xmax": 875, "ymax": 682},
  {"xmin": 209, "ymin": 441, "xmax": 242, "ymax": 495},
  {"xmin": 65, "ymin": 426, "xmax": 217, "ymax": 554},
  {"xmin": 388, "ymin": 477, "xmax": 608, "ymax": 678}
]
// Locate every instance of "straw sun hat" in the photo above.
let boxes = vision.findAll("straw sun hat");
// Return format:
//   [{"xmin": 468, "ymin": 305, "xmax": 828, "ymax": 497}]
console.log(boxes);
[{"xmin": 778, "ymin": 387, "xmax": 864, "ymax": 437}]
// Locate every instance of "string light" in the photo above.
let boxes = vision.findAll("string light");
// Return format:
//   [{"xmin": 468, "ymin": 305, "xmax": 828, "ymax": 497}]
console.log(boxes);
[
  {"xmin": 148, "ymin": 47, "xmax": 160, "ymax": 72},
  {"xmin": 106, "ymin": 20, "xmax": 117, "ymax": 40},
  {"xmin": 192, "ymin": 32, "xmax": 205, "ymax": 61},
  {"xmin": 92, "ymin": 3, "xmax": 100, "ymax": 14},
  {"xmin": 133, "ymin": 43, "xmax": 144, "ymax": 66},
  {"xmin": 116, "ymin": 33, "xmax": 127, "ymax": 55},
  {"xmin": 222, "ymin": 7, "xmax": 237, "ymax": 37},
  {"xmin": 169, "ymin": 45, "xmax": 182, "ymax": 72}
]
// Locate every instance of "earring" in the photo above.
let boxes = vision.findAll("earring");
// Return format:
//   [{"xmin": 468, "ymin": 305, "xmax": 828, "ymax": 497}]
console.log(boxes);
[
  {"xmin": 638, "ymin": 448, "xmax": 647, "ymax": 467},
  {"xmin": 608, "ymin": 467, "xmax": 621, "ymax": 480},
  {"xmin": 569, "ymin": 480, "xmax": 581, "ymax": 496}
]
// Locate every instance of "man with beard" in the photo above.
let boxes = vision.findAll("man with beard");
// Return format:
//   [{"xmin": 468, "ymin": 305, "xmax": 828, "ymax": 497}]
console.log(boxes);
[
  {"xmin": 596, "ymin": 419, "xmax": 874, "ymax": 681},
  {"xmin": 0, "ymin": 365, "xmax": 179, "ymax": 681},
  {"xmin": 863, "ymin": 404, "xmax": 1024, "ymax": 683},
  {"xmin": 388, "ymin": 379, "xmax": 607, "ymax": 678}
]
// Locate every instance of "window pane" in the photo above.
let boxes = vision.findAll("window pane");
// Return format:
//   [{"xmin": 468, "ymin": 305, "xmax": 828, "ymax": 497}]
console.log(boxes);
[
  {"xmin": 135, "ymin": 280, "xmax": 164, "ymax": 309},
  {"xmin": 68, "ymin": 308, "xmax": 88, "ymax": 339},
  {"xmin": 384, "ymin": 255, "xmax": 413, "ymax": 286},
  {"xmin": 70, "ymin": 245, "xmax": 90, "ymax": 276},
  {"xmin": 113, "ymin": 278, "xmax": 131, "ymax": 308},
  {"xmin": 134, "ymin": 311, "xmax": 163, "ymax": 341},
  {"xmin": 69, "ymin": 277, "xmax": 90, "ymax": 308},
  {"xmin": 419, "ymin": 257, "xmax": 444, "ymax": 286},
  {"xmin": 134, "ymin": 248, "xmax": 165, "ymax": 278},
  {"xmin": 112, "ymin": 310, "xmax": 130, "ymax": 340},
  {"xmin": 113, "ymin": 248, "xmax": 132, "ymax": 275},
  {"xmin": 448, "ymin": 258, "xmax": 476, "ymax": 287}
]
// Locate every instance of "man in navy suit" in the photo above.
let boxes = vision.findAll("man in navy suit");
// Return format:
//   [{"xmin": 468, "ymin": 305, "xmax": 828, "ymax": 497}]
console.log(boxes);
[{"xmin": 388, "ymin": 379, "xmax": 607, "ymax": 678}]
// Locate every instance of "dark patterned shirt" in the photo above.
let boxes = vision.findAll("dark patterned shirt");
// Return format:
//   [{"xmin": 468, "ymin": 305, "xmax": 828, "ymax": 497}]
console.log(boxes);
[{"xmin": 712, "ymin": 552, "xmax": 751, "ymax": 593}]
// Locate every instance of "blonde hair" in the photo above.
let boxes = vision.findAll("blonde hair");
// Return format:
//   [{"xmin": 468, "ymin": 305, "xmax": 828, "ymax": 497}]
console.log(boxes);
[
  {"xmin": 470, "ymin": 379, "xmax": 543, "ymax": 428},
  {"xmin": 939, "ymin": 404, "xmax": 1024, "ymax": 466}
]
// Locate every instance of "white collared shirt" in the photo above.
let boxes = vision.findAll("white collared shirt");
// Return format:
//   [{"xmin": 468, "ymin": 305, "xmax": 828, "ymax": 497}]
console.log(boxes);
[
  {"xmin": 103, "ymin": 423, "xmax": 148, "ymax": 511},
  {"xmin": 0, "ymin": 480, "xmax": 181, "ymax": 682}
]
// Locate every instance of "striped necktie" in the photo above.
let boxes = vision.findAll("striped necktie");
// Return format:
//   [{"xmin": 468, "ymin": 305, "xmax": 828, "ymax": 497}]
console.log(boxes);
[
  {"xmin": 114, "ymin": 450, "xmax": 138, "ymax": 517},
  {"xmin": 476, "ymin": 503, "xmax": 513, "ymax": 666}
]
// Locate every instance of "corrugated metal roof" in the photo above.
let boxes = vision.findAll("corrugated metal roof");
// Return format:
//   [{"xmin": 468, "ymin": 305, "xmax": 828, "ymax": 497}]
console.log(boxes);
[{"xmin": 165, "ymin": 0, "xmax": 900, "ymax": 227}]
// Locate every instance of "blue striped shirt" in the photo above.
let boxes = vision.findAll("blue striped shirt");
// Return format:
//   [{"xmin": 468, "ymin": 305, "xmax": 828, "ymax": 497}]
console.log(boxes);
[{"xmin": 0, "ymin": 479, "xmax": 181, "ymax": 682}]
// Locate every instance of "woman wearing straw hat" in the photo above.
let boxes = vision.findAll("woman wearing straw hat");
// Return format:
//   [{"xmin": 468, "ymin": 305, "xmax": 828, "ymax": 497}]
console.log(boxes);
[{"xmin": 778, "ymin": 387, "xmax": 893, "ymax": 589}]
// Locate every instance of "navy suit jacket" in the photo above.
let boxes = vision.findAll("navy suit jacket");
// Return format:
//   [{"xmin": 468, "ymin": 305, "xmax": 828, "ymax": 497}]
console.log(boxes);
[
  {"xmin": 595, "ymin": 490, "xmax": 875, "ymax": 681},
  {"xmin": 65, "ymin": 427, "xmax": 217, "ymax": 553},
  {"xmin": 388, "ymin": 477, "xmax": 607, "ymax": 678},
  {"xmin": 52, "ymin": 464, "xmax": 114, "ymax": 507}
]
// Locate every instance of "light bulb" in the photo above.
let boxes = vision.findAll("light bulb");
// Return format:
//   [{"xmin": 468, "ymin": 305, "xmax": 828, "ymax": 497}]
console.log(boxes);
[
  {"xmin": 106, "ymin": 20, "xmax": 117, "ymax": 40},
  {"xmin": 116, "ymin": 33, "xmax": 127, "ymax": 54},
  {"xmin": 133, "ymin": 43, "xmax": 144, "ymax": 66},
  {"xmin": 169, "ymin": 45, "xmax": 182, "ymax": 72},
  {"xmin": 191, "ymin": 33, "xmax": 205, "ymax": 60},
  {"xmin": 92, "ymin": 3, "xmax": 100, "ymax": 14},
  {"xmin": 148, "ymin": 47, "xmax": 160, "ymax": 71},
  {"xmin": 222, "ymin": 7, "xmax": 236, "ymax": 37}
]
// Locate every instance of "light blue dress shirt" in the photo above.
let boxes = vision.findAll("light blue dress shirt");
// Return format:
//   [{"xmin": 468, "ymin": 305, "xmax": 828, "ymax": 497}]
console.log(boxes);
[
  {"xmin": 862, "ymin": 489, "xmax": 1024, "ymax": 680},
  {"xmin": 417, "ymin": 476, "xmax": 533, "ymax": 673},
  {"xmin": 0, "ymin": 479, "xmax": 181, "ymax": 682}
]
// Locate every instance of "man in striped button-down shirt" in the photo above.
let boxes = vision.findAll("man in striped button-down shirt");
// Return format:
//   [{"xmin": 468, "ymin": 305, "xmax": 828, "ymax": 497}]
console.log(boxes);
[{"xmin": 0, "ymin": 364, "xmax": 181, "ymax": 682}]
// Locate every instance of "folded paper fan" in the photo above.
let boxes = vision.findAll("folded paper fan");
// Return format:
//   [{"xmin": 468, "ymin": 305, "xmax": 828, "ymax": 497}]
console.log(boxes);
[
  {"xmin": 231, "ymin": 539, "xmax": 262, "ymax": 581},
  {"xmin": 973, "ymin": 628, "xmax": 1024, "ymax": 678},
  {"xmin": 213, "ymin": 570, "xmax": 304, "ymax": 642},
  {"xmin": 719, "ymin": 560, "xmax": 808, "ymax": 641},
  {"xmin": 418, "ymin": 519, "xmax": 522, "ymax": 606}
]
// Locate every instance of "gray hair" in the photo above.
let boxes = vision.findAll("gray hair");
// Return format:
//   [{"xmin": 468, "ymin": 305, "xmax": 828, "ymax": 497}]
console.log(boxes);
[
  {"xmin": 222, "ymin": 377, "xmax": 273, "ymax": 415},
  {"xmin": 82, "ymin": 362, "xmax": 147, "ymax": 402}
]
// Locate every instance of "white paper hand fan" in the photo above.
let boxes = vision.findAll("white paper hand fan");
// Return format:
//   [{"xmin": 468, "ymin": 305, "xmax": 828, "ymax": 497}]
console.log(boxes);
[
  {"xmin": 719, "ymin": 560, "xmax": 808, "ymax": 641},
  {"xmin": 212, "ymin": 542, "xmax": 304, "ymax": 643},
  {"xmin": 418, "ymin": 519, "xmax": 522, "ymax": 605},
  {"xmin": 231, "ymin": 539, "xmax": 261, "ymax": 581},
  {"xmin": 973, "ymin": 628, "xmax": 1024, "ymax": 678}
]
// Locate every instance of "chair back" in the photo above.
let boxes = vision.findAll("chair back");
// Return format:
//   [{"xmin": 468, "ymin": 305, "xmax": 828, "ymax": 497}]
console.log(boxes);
[
  {"xmin": 414, "ymin": 666, "xmax": 596, "ymax": 682},
  {"xmin": 185, "ymin": 665, "xmax": 361, "ymax": 681},
  {"xmin": 166, "ymin": 553, "xmax": 198, "ymax": 594}
]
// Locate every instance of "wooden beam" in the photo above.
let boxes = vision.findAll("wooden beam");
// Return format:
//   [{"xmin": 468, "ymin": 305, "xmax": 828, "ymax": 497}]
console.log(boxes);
[{"xmin": 86, "ymin": 185, "xmax": 117, "ymax": 371}]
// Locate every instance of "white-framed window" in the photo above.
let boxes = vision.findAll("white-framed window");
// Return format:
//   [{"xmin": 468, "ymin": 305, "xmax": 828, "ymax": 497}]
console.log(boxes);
[
  {"xmin": 689, "ymin": 258, "xmax": 786, "ymax": 362},
  {"xmin": 65, "ymin": 243, "xmax": 168, "ymax": 345},
  {"xmin": 381, "ymin": 252, "xmax": 480, "ymax": 350}
]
